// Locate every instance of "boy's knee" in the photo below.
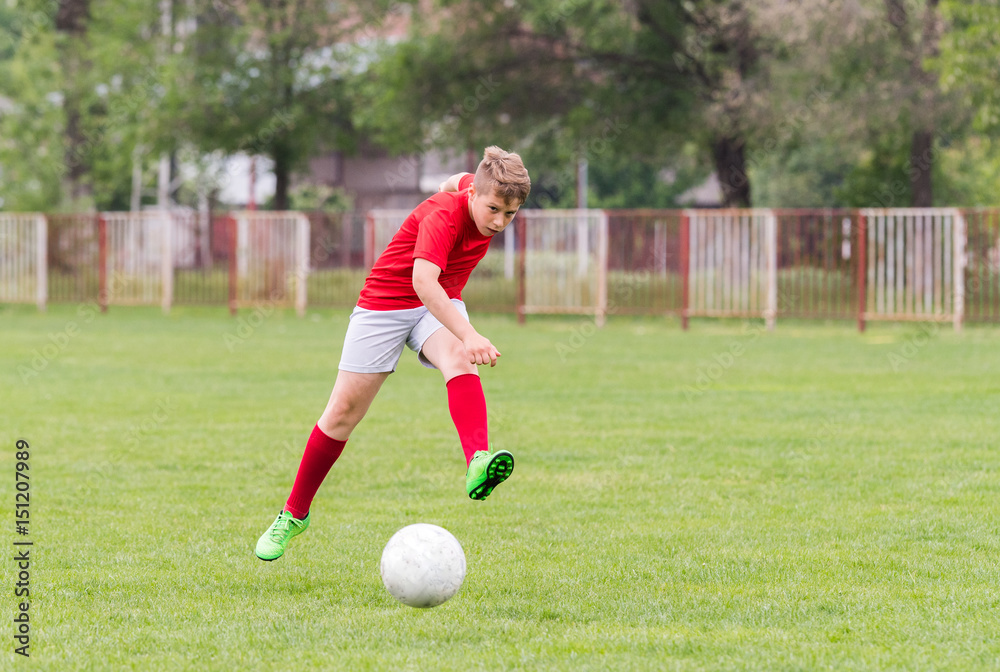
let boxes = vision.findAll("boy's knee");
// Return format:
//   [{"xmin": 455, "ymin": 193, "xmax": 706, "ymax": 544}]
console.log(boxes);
[{"xmin": 323, "ymin": 395, "xmax": 361, "ymax": 427}]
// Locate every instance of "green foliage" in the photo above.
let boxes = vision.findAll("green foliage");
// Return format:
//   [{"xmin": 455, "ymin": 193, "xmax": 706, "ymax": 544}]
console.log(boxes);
[
  {"xmin": 751, "ymin": 139, "xmax": 857, "ymax": 208},
  {"xmin": 936, "ymin": 1, "xmax": 1000, "ymax": 132},
  {"xmin": 934, "ymin": 135, "xmax": 1000, "ymax": 207},
  {"xmin": 834, "ymin": 134, "xmax": 913, "ymax": 208},
  {"xmin": 365, "ymin": 0, "xmax": 693, "ymax": 208},
  {"xmin": 3, "ymin": 0, "xmax": 1000, "ymax": 211},
  {"xmin": 287, "ymin": 183, "xmax": 354, "ymax": 213},
  {"xmin": 0, "ymin": 5, "xmax": 65, "ymax": 210}
]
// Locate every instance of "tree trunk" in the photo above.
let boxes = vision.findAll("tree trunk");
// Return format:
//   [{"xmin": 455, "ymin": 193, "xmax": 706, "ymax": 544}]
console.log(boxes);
[
  {"xmin": 273, "ymin": 145, "xmax": 290, "ymax": 211},
  {"xmin": 908, "ymin": 0, "xmax": 940, "ymax": 207},
  {"xmin": 888, "ymin": 0, "xmax": 941, "ymax": 207},
  {"xmin": 910, "ymin": 128, "xmax": 934, "ymax": 207},
  {"xmin": 712, "ymin": 135, "xmax": 751, "ymax": 208},
  {"xmin": 56, "ymin": 0, "xmax": 92, "ymax": 204}
]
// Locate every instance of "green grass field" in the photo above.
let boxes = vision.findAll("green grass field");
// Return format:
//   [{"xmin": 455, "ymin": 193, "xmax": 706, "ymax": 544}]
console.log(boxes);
[{"xmin": 1, "ymin": 303, "xmax": 998, "ymax": 670}]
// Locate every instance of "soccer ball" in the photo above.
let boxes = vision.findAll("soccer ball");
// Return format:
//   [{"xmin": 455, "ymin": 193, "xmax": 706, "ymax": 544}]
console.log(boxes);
[{"xmin": 379, "ymin": 523, "xmax": 466, "ymax": 608}]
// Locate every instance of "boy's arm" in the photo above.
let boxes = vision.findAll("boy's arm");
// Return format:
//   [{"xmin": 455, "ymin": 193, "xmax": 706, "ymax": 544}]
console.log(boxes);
[
  {"xmin": 412, "ymin": 258, "xmax": 500, "ymax": 367},
  {"xmin": 438, "ymin": 173, "xmax": 472, "ymax": 193}
]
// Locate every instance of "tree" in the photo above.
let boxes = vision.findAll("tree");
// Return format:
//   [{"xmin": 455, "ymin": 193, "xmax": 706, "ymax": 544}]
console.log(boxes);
[
  {"xmin": 172, "ymin": 0, "xmax": 387, "ymax": 210},
  {"xmin": 936, "ymin": 1, "xmax": 1000, "ymax": 132},
  {"xmin": 0, "ymin": 2, "xmax": 66, "ymax": 210},
  {"xmin": 884, "ymin": 0, "xmax": 943, "ymax": 206},
  {"xmin": 54, "ymin": 0, "xmax": 93, "ymax": 204},
  {"xmin": 666, "ymin": 1, "xmax": 769, "ymax": 207},
  {"xmin": 368, "ymin": 1, "xmax": 820, "ymax": 208},
  {"xmin": 364, "ymin": 1, "xmax": 696, "ymax": 206}
]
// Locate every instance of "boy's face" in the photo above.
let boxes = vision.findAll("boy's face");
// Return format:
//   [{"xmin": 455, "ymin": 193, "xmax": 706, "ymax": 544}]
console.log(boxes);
[{"xmin": 468, "ymin": 183, "xmax": 520, "ymax": 237}]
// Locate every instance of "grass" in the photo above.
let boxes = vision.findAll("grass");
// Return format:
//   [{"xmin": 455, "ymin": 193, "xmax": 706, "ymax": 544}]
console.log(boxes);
[{"xmin": 1, "ymin": 303, "xmax": 998, "ymax": 670}]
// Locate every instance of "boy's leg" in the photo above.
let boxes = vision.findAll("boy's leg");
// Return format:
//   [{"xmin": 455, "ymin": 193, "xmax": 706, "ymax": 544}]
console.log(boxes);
[
  {"xmin": 420, "ymin": 328, "xmax": 482, "ymax": 463},
  {"xmin": 317, "ymin": 370, "xmax": 391, "ymax": 441},
  {"xmin": 256, "ymin": 370, "xmax": 388, "ymax": 561},
  {"xmin": 420, "ymin": 328, "xmax": 514, "ymax": 500},
  {"xmin": 285, "ymin": 370, "xmax": 389, "ymax": 517}
]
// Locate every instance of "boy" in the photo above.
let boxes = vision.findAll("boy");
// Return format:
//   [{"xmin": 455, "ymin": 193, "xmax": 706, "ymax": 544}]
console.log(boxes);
[{"xmin": 255, "ymin": 146, "xmax": 531, "ymax": 561}]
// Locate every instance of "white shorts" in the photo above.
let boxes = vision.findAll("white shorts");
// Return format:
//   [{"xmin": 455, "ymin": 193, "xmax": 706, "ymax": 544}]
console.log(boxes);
[{"xmin": 338, "ymin": 299, "xmax": 469, "ymax": 374}]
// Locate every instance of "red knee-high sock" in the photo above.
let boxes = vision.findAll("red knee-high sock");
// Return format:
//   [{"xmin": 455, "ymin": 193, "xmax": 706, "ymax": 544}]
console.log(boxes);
[
  {"xmin": 447, "ymin": 373, "xmax": 489, "ymax": 466},
  {"xmin": 284, "ymin": 425, "xmax": 347, "ymax": 519}
]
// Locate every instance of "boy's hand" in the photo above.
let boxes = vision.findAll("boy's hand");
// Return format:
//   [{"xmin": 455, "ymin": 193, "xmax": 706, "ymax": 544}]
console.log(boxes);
[{"xmin": 463, "ymin": 332, "xmax": 501, "ymax": 367}]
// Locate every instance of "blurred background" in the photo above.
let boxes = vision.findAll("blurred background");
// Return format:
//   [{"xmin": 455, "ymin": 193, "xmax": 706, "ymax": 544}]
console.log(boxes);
[
  {"xmin": 2, "ymin": 0, "xmax": 998, "ymax": 215},
  {"xmin": 2, "ymin": 1, "xmax": 998, "ymax": 324}
]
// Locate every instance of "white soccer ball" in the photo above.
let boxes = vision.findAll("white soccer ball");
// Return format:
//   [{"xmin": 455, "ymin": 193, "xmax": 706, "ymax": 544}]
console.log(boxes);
[{"xmin": 379, "ymin": 523, "xmax": 466, "ymax": 608}]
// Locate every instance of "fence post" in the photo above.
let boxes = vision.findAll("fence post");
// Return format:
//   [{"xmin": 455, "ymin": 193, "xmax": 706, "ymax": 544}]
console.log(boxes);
[
  {"xmin": 680, "ymin": 210, "xmax": 690, "ymax": 331},
  {"xmin": 857, "ymin": 211, "xmax": 867, "ymax": 332},
  {"xmin": 576, "ymin": 210, "xmax": 589, "ymax": 279},
  {"xmin": 764, "ymin": 210, "xmax": 777, "ymax": 331},
  {"xmin": 953, "ymin": 209, "xmax": 966, "ymax": 332},
  {"xmin": 161, "ymin": 211, "xmax": 173, "ymax": 314},
  {"xmin": 595, "ymin": 211, "xmax": 608, "ymax": 327},
  {"xmin": 35, "ymin": 214, "xmax": 47, "ymax": 312},
  {"xmin": 296, "ymin": 213, "xmax": 309, "ymax": 317},
  {"xmin": 504, "ymin": 221, "xmax": 515, "ymax": 280},
  {"xmin": 516, "ymin": 214, "xmax": 526, "ymax": 325},
  {"xmin": 228, "ymin": 215, "xmax": 238, "ymax": 316},
  {"xmin": 98, "ymin": 215, "xmax": 108, "ymax": 313}
]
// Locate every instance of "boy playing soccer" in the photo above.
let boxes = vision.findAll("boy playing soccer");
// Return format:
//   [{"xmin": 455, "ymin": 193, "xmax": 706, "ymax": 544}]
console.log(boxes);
[{"xmin": 255, "ymin": 146, "xmax": 531, "ymax": 561}]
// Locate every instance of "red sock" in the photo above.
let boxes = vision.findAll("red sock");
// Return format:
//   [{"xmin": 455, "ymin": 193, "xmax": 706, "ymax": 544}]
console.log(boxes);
[
  {"xmin": 284, "ymin": 425, "xmax": 347, "ymax": 519},
  {"xmin": 446, "ymin": 373, "xmax": 489, "ymax": 466}
]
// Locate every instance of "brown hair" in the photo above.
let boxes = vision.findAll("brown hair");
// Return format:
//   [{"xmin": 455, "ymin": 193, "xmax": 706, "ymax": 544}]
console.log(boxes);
[{"xmin": 473, "ymin": 146, "xmax": 531, "ymax": 205}]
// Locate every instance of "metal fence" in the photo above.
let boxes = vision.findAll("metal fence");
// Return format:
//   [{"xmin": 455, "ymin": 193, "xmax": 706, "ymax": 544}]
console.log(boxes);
[
  {"xmin": 3, "ymin": 208, "xmax": 999, "ymax": 330},
  {"xmin": 0, "ymin": 213, "xmax": 46, "ymax": 310},
  {"xmin": 963, "ymin": 209, "xmax": 1000, "ymax": 323}
]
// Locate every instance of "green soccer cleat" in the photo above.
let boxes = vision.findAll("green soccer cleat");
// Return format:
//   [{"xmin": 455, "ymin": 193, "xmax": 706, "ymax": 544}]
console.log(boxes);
[
  {"xmin": 255, "ymin": 510, "xmax": 310, "ymax": 561},
  {"xmin": 466, "ymin": 450, "xmax": 514, "ymax": 501}
]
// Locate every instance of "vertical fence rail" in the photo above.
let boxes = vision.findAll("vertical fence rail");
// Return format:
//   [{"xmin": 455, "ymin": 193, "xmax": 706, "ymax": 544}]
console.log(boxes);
[
  {"xmin": 0, "ymin": 213, "xmax": 47, "ymax": 310},
  {"xmin": 857, "ymin": 211, "xmax": 867, "ymax": 332},
  {"xmin": 680, "ymin": 211, "xmax": 690, "ymax": 330},
  {"xmin": 99, "ymin": 211, "xmax": 178, "ymax": 310},
  {"xmin": 773, "ymin": 210, "xmax": 858, "ymax": 322},
  {"xmin": 35, "ymin": 215, "xmax": 47, "ymax": 311},
  {"xmin": 161, "ymin": 211, "xmax": 173, "ymax": 314},
  {"xmin": 962, "ymin": 208, "xmax": 1000, "ymax": 323},
  {"xmin": 685, "ymin": 209, "xmax": 776, "ymax": 323},
  {"xmin": 516, "ymin": 215, "xmax": 527, "ymax": 325},
  {"xmin": 859, "ymin": 208, "xmax": 964, "ymax": 329},
  {"xmin": 516, "ymin": 210, "xmax": 608, "ymax": 322},
  {"xmin": 603, "ymin": 210, "xmax": 684, "ymax": 318},
  {"xmin": 227, "ymin": 215, "xmax": 237, "ymax": 316},
  {"xmin": 230, "ymin": 211, "xmax": 310, "ymax": 312},
  {"xmin": 98, "ymin": 216, "xmax": 108, "ymax": 312}
]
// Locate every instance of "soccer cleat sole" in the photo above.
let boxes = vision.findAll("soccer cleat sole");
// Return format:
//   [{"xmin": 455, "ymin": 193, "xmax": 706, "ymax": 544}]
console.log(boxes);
[{"xmin": 469, "ymin": 452, "xmax": 514, "ymax": 501}]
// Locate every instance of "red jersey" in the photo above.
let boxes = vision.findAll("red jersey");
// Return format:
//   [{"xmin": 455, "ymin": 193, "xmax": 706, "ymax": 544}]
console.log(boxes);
[{"xmin": 358, "ymin": 174, "xmax": 491, "ymax": 310}]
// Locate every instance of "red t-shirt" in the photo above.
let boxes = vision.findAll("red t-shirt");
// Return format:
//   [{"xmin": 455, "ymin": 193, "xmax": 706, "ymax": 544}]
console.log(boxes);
[{"xmin": 358, "ymin": 174, "xmax": 491, "ymax": 310}]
